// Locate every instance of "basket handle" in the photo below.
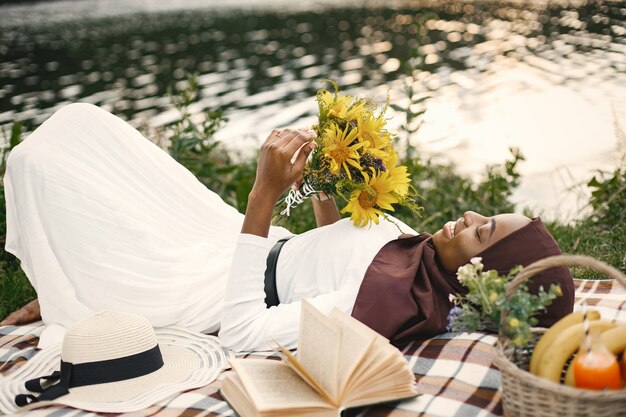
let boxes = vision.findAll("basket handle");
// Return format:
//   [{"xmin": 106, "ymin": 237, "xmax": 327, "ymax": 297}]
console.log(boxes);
[{"xmin": 500, "ymin": 254, "xmax": 626, "ymax": 329}]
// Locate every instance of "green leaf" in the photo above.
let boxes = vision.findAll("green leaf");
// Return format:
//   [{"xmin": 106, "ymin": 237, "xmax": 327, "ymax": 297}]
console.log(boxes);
[{"xmin": 10, "ymin": 122, "xmax": 22, "ymax": 149}]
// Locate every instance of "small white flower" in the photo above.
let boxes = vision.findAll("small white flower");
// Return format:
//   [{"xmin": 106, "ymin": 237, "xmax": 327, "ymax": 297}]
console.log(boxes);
[
  {"xmin": 456, "ymin": 267, "xmax": 472, "ymax": 283},
  {"xmin": 449, "ymin": 294, "xmax": 456, "ymax": 303},
  {"xmin": 470, "ymin": 257, "xmax": 483, "ymax": 266}
]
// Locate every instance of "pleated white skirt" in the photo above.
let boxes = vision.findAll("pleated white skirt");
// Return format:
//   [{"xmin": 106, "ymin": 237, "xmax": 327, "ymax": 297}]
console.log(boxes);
[{"xmin": 4, "ymin": 103, "xmax": 291, "ymax": 348}]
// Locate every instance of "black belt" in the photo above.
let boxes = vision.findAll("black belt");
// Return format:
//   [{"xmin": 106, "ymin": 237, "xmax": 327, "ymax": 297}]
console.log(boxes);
[{"xmin": 264, "ymin": 237, "xmax": 292, "ymax": 308}]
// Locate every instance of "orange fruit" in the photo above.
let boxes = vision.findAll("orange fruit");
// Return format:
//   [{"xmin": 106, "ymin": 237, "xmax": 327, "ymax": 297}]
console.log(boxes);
[{"xmin": 574, "ymin": 349, "xmax": 622, "ymax": 390}]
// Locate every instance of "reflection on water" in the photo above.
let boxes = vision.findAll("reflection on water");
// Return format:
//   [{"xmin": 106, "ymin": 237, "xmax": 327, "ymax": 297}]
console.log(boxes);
[{"xmin": 0, "ymin": 0, "xmax": 625, "ymax": 219}]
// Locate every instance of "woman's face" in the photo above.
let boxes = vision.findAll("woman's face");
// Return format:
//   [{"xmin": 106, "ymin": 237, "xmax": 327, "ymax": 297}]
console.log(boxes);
[{"xmin": 432, "ymin": 211, "xmax": 531, "ymax": 271}]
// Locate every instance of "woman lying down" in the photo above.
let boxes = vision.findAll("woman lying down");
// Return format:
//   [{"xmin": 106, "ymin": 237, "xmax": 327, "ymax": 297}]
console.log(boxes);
[{"xmin": 1, "ymin": 103, "xmax": 574, "ymax": 351}]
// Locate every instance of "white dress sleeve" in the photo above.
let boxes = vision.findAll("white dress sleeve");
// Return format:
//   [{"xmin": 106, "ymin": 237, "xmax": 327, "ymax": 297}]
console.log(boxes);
[{"xmin": 218, "ymin": 233, "xmax": 354, "ymax": 352}]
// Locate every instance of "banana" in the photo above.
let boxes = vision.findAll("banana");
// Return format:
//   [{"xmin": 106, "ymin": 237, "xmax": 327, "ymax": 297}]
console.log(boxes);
[
  {"xmin": 535, "ymin": 320, "xmax": 616, "ymax": 383},
  {"xmin": 601, "ymin": 325, "xmax": 626, "ymax": 353},
  {"xmin": 529, "ymin": 310, "xmax": 601, "ymax": 375},
  {"xmin": 564, "ymin": 360, "xmax": 575, "ymax": 386}
]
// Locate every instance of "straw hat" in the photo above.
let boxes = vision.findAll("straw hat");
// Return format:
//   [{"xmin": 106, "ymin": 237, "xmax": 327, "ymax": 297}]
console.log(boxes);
[{"xmin": 0, "ymin": 310, "xmax": 231, "ymax": 414}]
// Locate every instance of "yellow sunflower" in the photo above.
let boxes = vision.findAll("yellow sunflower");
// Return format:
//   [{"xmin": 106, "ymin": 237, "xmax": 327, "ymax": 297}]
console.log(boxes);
[
  {"xmin": 341, "ymin": 169, "xmax": 406, "ymax": 227},
  {"xmin": 322, "ymin": 123, "xmax": 363, "ymax": 180},
  {"xmin": 346, "ymin": 101, "xmax": 367, "ymax": 123},
  {"xmin": 318, "ymin": 90, "xmax": 332, "ymax": 105},
  {"xmin": 381, "ymin": 147, "xmax": 399, "ymax": 171},
  {"xmin": 386, "ymin": 164, "xmax": 411, "ymax": 197},
  {"xmin": 319, "ymin": 90, "xmax": 351, "ymax": 119},
  {"xmin": 357, "ymin": 115, "xmax": 388, "ymax": 149}
]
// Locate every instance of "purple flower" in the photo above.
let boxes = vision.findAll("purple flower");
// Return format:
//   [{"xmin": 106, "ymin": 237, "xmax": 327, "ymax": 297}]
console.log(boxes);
[{"xmin": 446, "ymin": 306, "xmax": 463, "ymax": 331}]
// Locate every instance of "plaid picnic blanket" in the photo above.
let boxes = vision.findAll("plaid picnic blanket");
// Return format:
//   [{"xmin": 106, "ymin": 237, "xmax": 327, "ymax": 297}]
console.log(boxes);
[{"xmin": 1, "ymin": 279, "xmax": 624, "ymax": 417}]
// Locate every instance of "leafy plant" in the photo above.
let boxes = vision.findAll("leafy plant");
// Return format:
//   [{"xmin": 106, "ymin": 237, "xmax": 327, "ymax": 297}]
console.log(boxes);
[
  {"xmin": 0, "ymin": 122, "xmax": 23, "ymax": 176},
  {"xmin": 0, "ymin": 122, "xmax": 25, "ymax": 240},
  {"xmin": 545, "ymin": 164, "xmax": 626, "ymax": 276},
  {"xmin": 390, "ymin": 148, "xmax": 525, "ymax": 233},
  {"xmin": 167, "ymin": 74, "xmax": 227, "ymax": 161},
  {"xmin": 475, "ymin": 148, "xmax": 524, "ymax": 212},
  {"xmin": 0, "ymin": 121, "xmax": 35, "ymax": 321},
  {"xmin": 448, "ymin": 258, "xmax": 562, "ymax": 346},
  {"xmin": 163, "ymin": 73, "xmax": 255, "ymax": 213},
  {"xmin": 586, "ymin": 166, "xmax": 626, "ymax": 227}
]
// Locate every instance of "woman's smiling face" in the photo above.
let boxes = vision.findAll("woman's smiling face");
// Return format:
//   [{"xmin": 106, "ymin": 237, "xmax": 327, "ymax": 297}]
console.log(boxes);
[{"xmin": 432, "ymin": 211, "xmax": 531, "ymax": 271}]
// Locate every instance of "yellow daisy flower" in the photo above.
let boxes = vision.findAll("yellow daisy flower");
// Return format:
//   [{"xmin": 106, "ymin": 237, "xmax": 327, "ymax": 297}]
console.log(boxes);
[
  {"xmin": 357, "ymin": 115, "xmax": 389, "ymax": 150},
  {"xmin": 386, "ymin": 164, "xmax": 411, "ymax": 197},
  {"xmin": 346, "ymin": 102, "xmax": 367, "ymax": 122},
  {"xmin": 381, "ymin": 147, "xmax": 399, "ymax": 169},
  {"xmin": 322, "ymin": 123, "xmax": 363, "ymax": 180},
  {"xmin": 318, "ymin": 90, "xmax": 351, "ymax": 119},
  {"xmin": 341, "ymin": 170, "xmax": 405, "ymax": 227},
  {"xmin": 318, "ymin": 90, "xmax": 333, "ymax": 107}
]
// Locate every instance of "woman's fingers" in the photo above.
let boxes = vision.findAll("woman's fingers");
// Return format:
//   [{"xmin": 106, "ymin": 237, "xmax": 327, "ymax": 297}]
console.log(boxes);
[
  {"xmin": 291, "ymin": 142, "xmax": 316, "ymax": 172},
  {"xmin": 281, "ymin": 129, "xmax": 316, "ymax": 156},
  {"xmin": 266, "ymin": 129, "xmax": 284, "ymax": 144},
  {"xmin": 262, "ymin": 129, "xmax": 297, "ymax": 151},
  {"xmin": 274, "ymin": 128, "xmax": 314, "ymax": 145},
  {"xmin": 265, "ymin": 128, "xmax": 315, "ymax": 166},
  {"xmin": 255, "ymin": 127, "xmax": 316, "ymax": 198}
]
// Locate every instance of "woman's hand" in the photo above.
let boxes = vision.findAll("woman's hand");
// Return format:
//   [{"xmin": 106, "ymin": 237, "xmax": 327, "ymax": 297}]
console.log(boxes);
[
  {"xmin": 242, "ymin": 128, "xmax": 316, "ymax": 237},
  {"xmin": 252, "ymin": 128, "xmax": 316, "ymax": 202},
  {"xmin": 0, "ymin": 299, "xmax": 41, "ymax": 326}
]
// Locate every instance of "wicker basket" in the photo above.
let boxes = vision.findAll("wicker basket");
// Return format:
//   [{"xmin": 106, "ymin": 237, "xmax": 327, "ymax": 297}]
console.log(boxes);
[{"xmin": 493, "ymin": 254, "xmax": 626, "ymax": 417}]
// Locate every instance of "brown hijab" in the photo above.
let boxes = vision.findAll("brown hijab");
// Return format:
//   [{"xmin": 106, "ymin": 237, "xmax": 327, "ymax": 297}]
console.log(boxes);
[{"xmin": 351, "ymin": 218, "xmax": 574, "ymax": 345}]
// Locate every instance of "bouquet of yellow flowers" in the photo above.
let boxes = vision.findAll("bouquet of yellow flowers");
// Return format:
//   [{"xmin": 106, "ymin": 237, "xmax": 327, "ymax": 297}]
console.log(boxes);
[{"xmin": 280, "ymin": 81, "xmax": 421, "ymax": 227}]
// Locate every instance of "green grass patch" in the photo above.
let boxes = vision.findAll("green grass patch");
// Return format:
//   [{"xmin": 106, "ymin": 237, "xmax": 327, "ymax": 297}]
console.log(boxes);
[
  {"xmin": 546, "ymin": 220, "xmax": 625, "ymax": 278},
  {"xmin": 0, "ymin": 125, "xmax": 35, "ymax": 319},
  {"xmin": 0, "ymin": 259, "xmax": 34, "ymax": 322}
]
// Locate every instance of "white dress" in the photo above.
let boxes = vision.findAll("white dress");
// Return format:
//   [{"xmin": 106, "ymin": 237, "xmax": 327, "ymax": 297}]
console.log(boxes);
[
  {"xmin": 4, "ymin": 103, "xmax": 291, "ymax": 348},
  {"xmin": 4, "ymin": 103, "xmax": 417, "ymax": 351},
  {"xmin": 219, "ymin": 216, "xmax": 416, "ymax": 351}
]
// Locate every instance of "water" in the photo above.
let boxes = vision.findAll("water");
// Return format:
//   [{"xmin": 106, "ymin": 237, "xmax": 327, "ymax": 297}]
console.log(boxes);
[{"xmin": 1, "ymin": 0, "xmax": 625, "ymax": 220}]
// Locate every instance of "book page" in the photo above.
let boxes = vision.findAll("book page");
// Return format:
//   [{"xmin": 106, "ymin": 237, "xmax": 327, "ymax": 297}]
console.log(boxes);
[
  {"xmin": 328, "ymin": 308, "xmax": 376, "ymax": 400},
  {"xmin": 342, "ymin": 339, "xmax": 419, "ymax": 407},
  {"xmin": 348, "ymin": 338, "xmax": 399, "ymax": 392},
  {"xmin": 297, "ymin": 300, "xmax": 342, "ymax": 402},
  {"xmin": 343, "ymin": 339, "xmax": 390, "ymax": 393},
  {"xmin": 276, "ymin": 341, "xmax": 334, "ymax": 404},
  {"xmin": 230, "ymin": 358, "xmax": 331, "ymax": 411}
]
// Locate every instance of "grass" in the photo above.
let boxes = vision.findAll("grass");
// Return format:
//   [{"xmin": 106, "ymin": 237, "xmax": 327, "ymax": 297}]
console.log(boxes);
[
  {"xmin": 0, "ymin": 258, "xmax": 35, "ymax": 322},
  {"xmin": 0, "ymin": 123, "xmax": 37, "ymax": 319},
  {"xmin": 546, "ymin": 220, "xmax": 625, "ymax": 278},
  {"xmin": 544, "ymin": 165, "xmax": 626, "ymax": 277},
  {"xmin": 0, "ymin": 79, "xmax": 624, "ymax": 320}
]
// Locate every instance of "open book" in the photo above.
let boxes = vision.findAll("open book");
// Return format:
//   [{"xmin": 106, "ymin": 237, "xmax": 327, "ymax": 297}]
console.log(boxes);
[{"xmin": 220, "ymin": 301, "xmax": 419, "ymax": 417}]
